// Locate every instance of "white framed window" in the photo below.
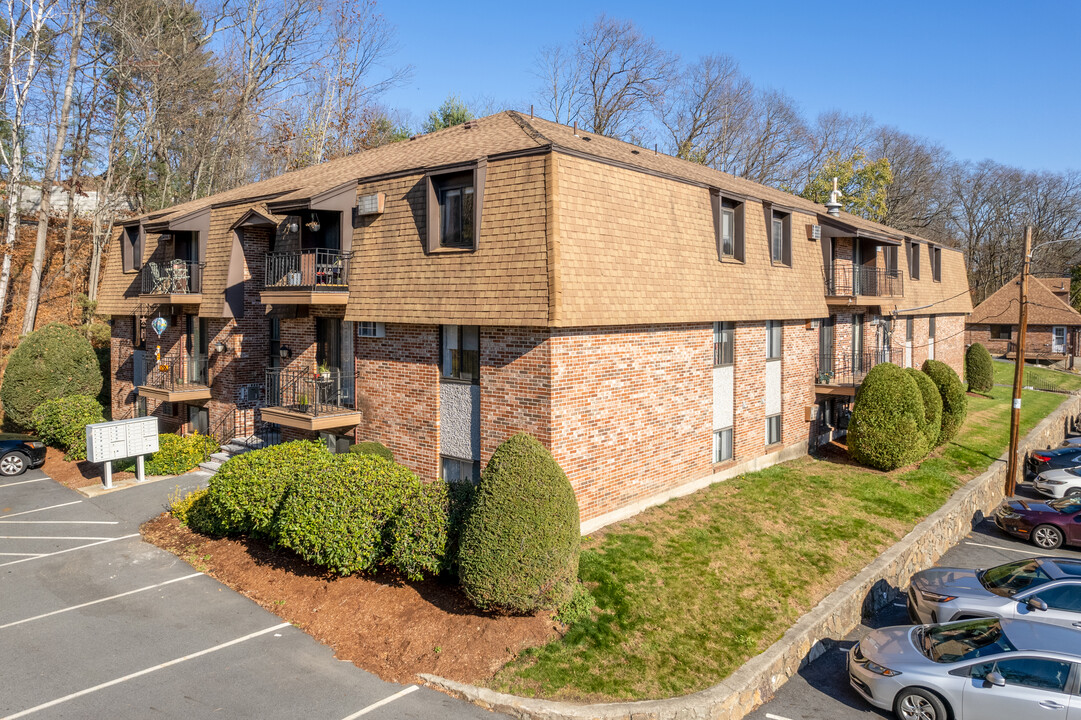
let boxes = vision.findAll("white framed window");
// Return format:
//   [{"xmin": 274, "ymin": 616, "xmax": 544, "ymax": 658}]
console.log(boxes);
[
  {"xmin": 721, "ymin": 206, "xmax": 735, "ymax": 257},
  {"xmin": 766, "ymin": 320, "xmax": 782, "ymax": 360},
  {"xmin": 713, "ymin": 428, "xmax": 733, "ymax": 463},
  {"xmin": 357, "ymin": 321, "xmax": 385, "ymax": 338},
  {"xmin": 713, "ymin": 321, "xmax": 734, "ymax": 366},
  {"xmin": 766, "ymin": 414, "xmax": 782, "ymax": 446},
  {"xmin": 441, "ymin": 324, "xmax": 479, "ymax": 383},
  {"xmin": 770, "ymin": 211, "xmax": 791, "ymax": 265},
  {"xmin": 441, "ymin": 455, "xmax": 479, "ymax": 484}
]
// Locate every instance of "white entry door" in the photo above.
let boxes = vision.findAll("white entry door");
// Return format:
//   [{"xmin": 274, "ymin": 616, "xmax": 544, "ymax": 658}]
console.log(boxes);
[{"xmin": 1053, "ymin": 326, "xmax": 1067, "ymax": 354}]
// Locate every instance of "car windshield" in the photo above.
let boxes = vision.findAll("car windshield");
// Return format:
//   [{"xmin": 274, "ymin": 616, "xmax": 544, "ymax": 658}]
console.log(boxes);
[
  {"xmin": 1049, "ymin": 496, "xmax": 1081, "ymax": 514},
  {"xmin": 979, "ymin": 559, "xmax": 1051, "ymax": 597},
  {"xmin": 918, "ymin": 619, "xmax": 1016, "ymax": 663},
  {"xmin": 1068, "ymin": 468, "xmax": 1081, "ymax": 478}
]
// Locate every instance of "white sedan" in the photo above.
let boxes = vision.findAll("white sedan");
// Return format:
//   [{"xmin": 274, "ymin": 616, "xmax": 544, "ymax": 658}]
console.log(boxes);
[{"xmin": 1033, "ymin": 466, "xmax": 1081, "ymax": 499}]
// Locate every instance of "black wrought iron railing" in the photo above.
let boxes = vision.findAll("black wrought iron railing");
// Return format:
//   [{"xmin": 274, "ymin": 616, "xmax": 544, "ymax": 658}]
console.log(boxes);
[
  {"xmin": 141, "ymin": 259, "xmax": 203, "ymax": 295},
  {"xmin": 824, "ymin": 264, "xmax": 903, "ymax": 298},
  {"xmin": 1008, "ymin": 341, "xmax": 1069, "ymax": 357},
  {"xmin": 264, "ymin": 249, "xmax": 349, "ymax": 291},
  {"xmin": 814, "ymin": 350, "xmax": 890, "ymax": 387},
  {"xmin": 142, "ymin": 351, "xmax": 209, "ymax": 389},
  {"xmin": 264, "ymin": 366, "xmax": 355, "ymax": 417}
]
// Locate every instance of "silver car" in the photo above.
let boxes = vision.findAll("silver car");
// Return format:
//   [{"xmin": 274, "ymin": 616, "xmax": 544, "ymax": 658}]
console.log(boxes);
[
  {"xmin": 1035, "ymin": 467, "xmax": 1081, "ymax": 499},
  {"xmin": 908, "ymin": 557, "xmax": 1081, "ymax": 629},
  {"xmin": 849, "ymin": 617, "xmax": 1081, "ymax": 720}
]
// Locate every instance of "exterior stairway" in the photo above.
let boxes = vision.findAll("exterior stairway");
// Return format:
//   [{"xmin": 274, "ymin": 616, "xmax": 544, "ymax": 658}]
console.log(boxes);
[{"xmin": 197, "ymin": 435, "xmax": 269, "ymax": 474}]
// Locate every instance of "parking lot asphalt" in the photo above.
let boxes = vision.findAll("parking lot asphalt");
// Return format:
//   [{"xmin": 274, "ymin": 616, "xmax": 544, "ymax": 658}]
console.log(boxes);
[
  {"xmin": 745, "ymin": 482, "xmax": 1081, "ymax": 720},
  {"xmin": 0, "ymin": 468, "xmax": 503, "ymax": 720}
]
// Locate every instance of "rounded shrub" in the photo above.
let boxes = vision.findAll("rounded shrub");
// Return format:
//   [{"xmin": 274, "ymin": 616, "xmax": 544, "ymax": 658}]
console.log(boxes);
[
  {"xmin": 144, "ymin": 433, "xmax": 218, "ymax": 475},
  {"xmin": 458, "ymin": 433, "xmax": 580, "ymax": 613},
  {"xmin": 2, "ymin": 323, "xmax": 102, "ymax": 429},
  {"xmin": 204, "ymin": 440, "xmax": 332, "ymax": 536},
  {"xmin": 922, "ymin": 359, "xmax": 969, "ymax": 446},
  {"xmin": 965, "ymin": 342, "xmax": 994, "ymax": 393},
  {"xmin": 848, "ymin": 363, "xmax": 928, "ymax": 471},
  {"xmin": 170, "ymin": 488, "xmax": 227, "ymax": 536},
  {"xmin": 904, "ymin": 368, "xmax": 943, "ymax": 451},
  {"xmin": 30, "ymin": 394, "xmax": 104, "ymax": 461},
  {"xmin": 273, "ymin": 453, "xmax": 424, "ymax": 576},
  {"xmin": 349, "ymin": 441, "xmax": 394, "ymax": 462}
]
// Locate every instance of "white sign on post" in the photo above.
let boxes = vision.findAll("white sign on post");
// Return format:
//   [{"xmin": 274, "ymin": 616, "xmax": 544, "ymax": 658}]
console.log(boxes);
[{"xmin": 86, "ymin": 417, "xmax": 160, "ymax": 489}]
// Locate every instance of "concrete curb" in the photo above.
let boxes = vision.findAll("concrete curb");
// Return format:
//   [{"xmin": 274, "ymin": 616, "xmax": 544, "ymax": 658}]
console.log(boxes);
[{"xmin": 420, "ymin": 393, "xmax": 1081, "ymax": 720}]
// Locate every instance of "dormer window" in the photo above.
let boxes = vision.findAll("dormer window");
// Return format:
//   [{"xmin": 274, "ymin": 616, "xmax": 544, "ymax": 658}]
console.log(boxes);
[
  {"xmin": 711, "ymin": 192, "xmax": 744, "ymax": 262},
  {"xmin": 769, "ymin": 209, "xmax": 791, "ymax": 266},
  {"xmin": 426, "ymin": 161, "xmax": 487, "ymax": 253},
  {"xmin": 121, "ymin": 225, "xmax": 143, "ymax": 272}
]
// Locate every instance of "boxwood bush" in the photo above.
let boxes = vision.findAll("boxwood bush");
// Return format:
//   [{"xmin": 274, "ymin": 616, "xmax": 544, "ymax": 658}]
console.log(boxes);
[
  {"xmin": 458, "ymin": 433, "xmax": 580, "ymax": 613},
  {"xmin": 386, "ymin": 479, "xmax": 449, "ymax": 581},
  {"xmin": 848, "ymin": 363, "xmax": 928, "ymax": 470},
  {"xmin": 146, "ymin": 433, "xmax": 218, "ymax": 475},
  {"xmin": 1, "ymin": 323, "xmax": 102, "ymax": 429},
  {"xmin": 965, "ymin": 342, "xmax": 994, "ymax": 393},
  {"xmin": 905, "ymin": 367, "xmax": 943, "ymax": 452},
  {"xmin": 349, "ymin": 441, "xmax": 394, "ymax": 462},
  {"xmin": 273, "ymin": 453, "xmax": 426, "ymax": 576},
  {"xmin": 30, "ymin": 395, "xmax": 104, "ymax": 461},
  {"xmin": 922, "ymin": 359, "xmax": 969, "ymax": 445},
  {"xmin": 202, "ymin": 440, "xmax": 333, "ymax": 537}
]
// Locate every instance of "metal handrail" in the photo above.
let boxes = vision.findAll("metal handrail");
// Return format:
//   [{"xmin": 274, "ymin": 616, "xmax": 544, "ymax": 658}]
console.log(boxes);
[
  {"xmin": 824, "ymin": 264, "xmax": 903, "ymax": 298},
  {"xmin": 264, "ymin": 249, "xmax": 350, "ymax": 291},
  {"xmin": 142, "ymin": 351, "xmax": 209, "ymax": 389},
  {"xmin": 264, "ymin": 366, "xmax": 355, "ymax": 417},
  {"xmin": 814, "ymin": 350, "xmax": 890, "ymax": 387},
  {"xmin": 140, "ymin": 259, "xmax": 203, "ymax": 294}
]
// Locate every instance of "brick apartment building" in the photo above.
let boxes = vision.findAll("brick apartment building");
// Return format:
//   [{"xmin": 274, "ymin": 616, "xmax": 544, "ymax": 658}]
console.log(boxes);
[
  {"xmin": 97, "ymin": 112, "xmax": 973, "ymax": 531},
  {"xmin": 966, "ymin": 275, "xmax": 1081, "ymax": 369}
]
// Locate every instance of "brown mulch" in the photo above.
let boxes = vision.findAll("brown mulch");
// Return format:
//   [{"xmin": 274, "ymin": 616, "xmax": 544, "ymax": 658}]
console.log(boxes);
[
  {"xmin": 141, "ymin": 514, "xmax": 562, "ymax": 685},
  {"xmin": 43, "ymin": 447, "xmax": 137, "ymax": 489}
]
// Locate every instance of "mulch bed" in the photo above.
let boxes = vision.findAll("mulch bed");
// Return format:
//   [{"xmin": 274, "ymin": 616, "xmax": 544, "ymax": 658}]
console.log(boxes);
[
  {"xmin": 43, "ymin": 447, "xmax": 137, "ymax": 490},
  {"xmin": 141, "ymin": 514, "xmax": 563, "ymax": 685}
]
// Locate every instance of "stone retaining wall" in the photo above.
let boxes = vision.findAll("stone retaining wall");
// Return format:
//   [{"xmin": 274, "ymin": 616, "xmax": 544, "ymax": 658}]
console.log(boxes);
[{"xmin": 421, "ymin": 393, "xmax": 1081, "ymax": 720}]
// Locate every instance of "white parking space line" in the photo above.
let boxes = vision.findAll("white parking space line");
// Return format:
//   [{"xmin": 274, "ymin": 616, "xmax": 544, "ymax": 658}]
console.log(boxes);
[
  {"xmin": 0, "ymin": 478, "xmax": 41, "ymax": 489},
  {"xmin": 0, "ymin": 572, "xmax": 203, "ymax": 630},
  {"xmin": 0, "ymin": 520, "xmax": 118, "ymax": 525},
  {"xmin": 340, "ymin": 685, "xmax": 420, "ymax": 719},
  {"xmin": 765, "ymin": 713, "xmax": 795, "ymax": 720},
  {"xmin": 963, "ymin": 540, "xmax": 1038, "ymax": 555},
  {"xmin": 0, "ymin": 552, "xmax": 43, "ymax": 557},
  {"xmin": 0, "ymin": 500, "xmax": 82, "ymax": 518},
  {"xmin": 0, "ymin": 622, "xmax": 290, "ymax": 719},
  {"xmin": 0, "ymin": 536, "xmax": 119, "ymax": 540},
  {"xmin": 0, "ymin": 534, "xmax": 139, "ymax": 567}
]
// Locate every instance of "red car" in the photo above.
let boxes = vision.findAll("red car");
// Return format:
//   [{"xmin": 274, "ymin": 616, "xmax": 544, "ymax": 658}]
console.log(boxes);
[{"xmin": 994, "ymin": 496, "xmax": 1081, "ymax": 550}]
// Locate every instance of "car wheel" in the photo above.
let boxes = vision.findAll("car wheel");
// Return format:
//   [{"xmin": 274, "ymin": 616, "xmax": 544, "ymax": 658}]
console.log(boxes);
[
  {"xmin": 0, "ymin": 451, "xmax": 28, "ymax": 477},
  {"xmin": 1032, "ymin": 524, "xmax": 1065, "ymax": 550},
  {"xmin": 894, "ymin": 688, "xmax": 949, "ymax": 720},
  {"xmin": 1067, "ymin": 487, "xmax": 1081, "ymax": 498}
]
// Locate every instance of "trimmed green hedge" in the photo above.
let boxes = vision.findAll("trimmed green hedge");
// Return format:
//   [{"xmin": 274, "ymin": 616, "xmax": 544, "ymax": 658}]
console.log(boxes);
[
  {"xmin": 905, "ymin": 368, "xmax": 943, "ymax": 451},
  {"xmin": 349, "ymin": 441, "xmax": 394, "ymax": 462},
  {"xmin": 965, "ymin": 343, "xmax": 994, "ymax": 393},
  {"xmin": 1, "ymin": 323, "xmax": 102, "ymax": 429},
  {"xmin": 200, "ymin": 440, "xmax": 333, "ymax": 537},
  {"xmin": 848, "ymin": 363, "xmax": 928, "ymax": 470},
  {"xmin": 458, "ymin": 433, "xmax": 580, "ymax": 613},
  {"xmin": 30, "ymin": 395, "xmax": 104, "ymax": 461},
  {"xmin": 922, "ymin": 359, "xmax": 968, "ymax": 445}
]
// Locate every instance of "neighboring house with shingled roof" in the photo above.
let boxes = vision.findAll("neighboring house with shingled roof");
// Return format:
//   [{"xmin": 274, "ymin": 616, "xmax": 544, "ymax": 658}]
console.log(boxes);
[
  {"xmin": 97, "ymin": 111, "xmax": 972, "ymax": 532},
  {"xmin": 966, "ymin": 275, "xmax": 1081, "ymax": 368}
]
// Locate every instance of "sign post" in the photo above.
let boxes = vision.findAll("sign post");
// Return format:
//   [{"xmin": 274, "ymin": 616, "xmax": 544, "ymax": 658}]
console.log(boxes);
[{"xmin": 86, "ymin": 417, "xmax": 160, "ymax": 489}]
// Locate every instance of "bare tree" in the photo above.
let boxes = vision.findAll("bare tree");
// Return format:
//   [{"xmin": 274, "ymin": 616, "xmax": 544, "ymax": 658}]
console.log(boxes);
[{"xmin": 656, "ymin": 54, "xmax": 752, "ymax": 165}]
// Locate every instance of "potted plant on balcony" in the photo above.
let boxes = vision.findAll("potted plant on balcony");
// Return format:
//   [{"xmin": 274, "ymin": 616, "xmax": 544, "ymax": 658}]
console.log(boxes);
[
  {"xmin": 315, "ymin": 362, "xmax": 331, "ymax": 381},
  {"xmin": 296, "ymin": 393, "xmax": 310, "ymax": 413}
]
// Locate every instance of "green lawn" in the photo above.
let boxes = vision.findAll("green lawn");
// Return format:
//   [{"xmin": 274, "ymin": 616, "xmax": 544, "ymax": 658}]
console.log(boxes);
[
  {"xmin": 491, "ymin": 382, "xmax": 1068, "ymax": 702},
  {"xmin": 991, "ymin": 358, "xmax": 1081, "ymax": 393}
]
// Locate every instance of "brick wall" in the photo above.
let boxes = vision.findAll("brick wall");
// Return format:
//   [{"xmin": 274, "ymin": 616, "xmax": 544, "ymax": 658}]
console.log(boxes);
[{"xmin": 480, "ymin": 327, "xmax": 551, "ymax": 459}]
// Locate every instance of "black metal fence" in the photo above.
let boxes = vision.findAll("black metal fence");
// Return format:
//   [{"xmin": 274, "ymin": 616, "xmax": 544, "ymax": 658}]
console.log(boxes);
[
  {"xmin": 814, "ymin": 350, "xmax": 890, "ymax": 387},
  {"xmin": 141, "ymin": 259, "xmax": 203, "ymax": 294},
  {"xmin": 264, "ymin": 249, "xmax": 349, "ymax": 290},
  {"xmin": 824, "ymin": 264, "xmax": 903, "ymax": 298},
  {"xmin": 142, "ymin": 351, "xmax": 209, "ymax": 389},
  {"xmin": 265, "ymin": 366, "xmax": 355, "ymax": 416}
]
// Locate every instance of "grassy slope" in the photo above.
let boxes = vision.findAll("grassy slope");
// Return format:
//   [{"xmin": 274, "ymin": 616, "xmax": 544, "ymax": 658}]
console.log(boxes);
[
  {"xmin": 492, "ymin": 383, "xmax": 1068, "ymax": 702},
  {"xmin": 992, "ymin": 358, "xmax": 1081, "ymax": 393}
]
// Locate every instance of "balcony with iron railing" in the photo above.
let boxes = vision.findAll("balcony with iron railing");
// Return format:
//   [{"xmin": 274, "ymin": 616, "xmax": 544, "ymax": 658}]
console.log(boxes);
[
  {"xmin": 814, "ymin": 350, "xmax": 891, "ymax": 394},
  {"xmin": 139, "ymin": 259, "xmax": 203, "ymax": 301},
  {"xmin": 260, "ymin": 249, "xmax": 350, "ymax": 305},
  {"xmin": 1006, "ymin": 340, "xmax": 1070, "ymax": 361},
  {"xmin": 137, "ymin": 351, "xmax": 211, "ymax": 402},
  {"xmin": 824, "ymin": 264, "xmax": 903, "ymax": 301},
  {"xmin": 260, "ymin": 366, "xmax": 361, "ymax": 431}
]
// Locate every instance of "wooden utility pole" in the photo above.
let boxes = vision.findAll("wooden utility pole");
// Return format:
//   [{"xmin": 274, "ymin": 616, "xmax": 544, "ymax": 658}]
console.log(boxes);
[{"xmin": 1005, "ymin": 225, "xmax": 1033, "ymax": 497}]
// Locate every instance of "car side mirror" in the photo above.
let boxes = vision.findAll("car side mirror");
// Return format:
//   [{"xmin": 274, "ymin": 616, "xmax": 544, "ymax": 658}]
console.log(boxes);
[
  {"xmin": 986, "ymin": 671, "xmax": 1007, "ymax": 688},
  {"xmin": 1026, "ymin": 596, "xmax": 1048, "ymax": 612}
]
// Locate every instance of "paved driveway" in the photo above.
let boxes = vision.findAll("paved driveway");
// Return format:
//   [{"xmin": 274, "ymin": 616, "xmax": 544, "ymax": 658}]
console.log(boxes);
[
  {"xmin": 0, "ymin": 469, "xmax": 501, "ymax": 719},
  {"xmin": 746, "ymin": 485, "xmax": 1081, "ymax": 720}
]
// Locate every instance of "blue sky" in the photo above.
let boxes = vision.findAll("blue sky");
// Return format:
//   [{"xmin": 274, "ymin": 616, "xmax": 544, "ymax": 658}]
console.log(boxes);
[{"xmin": 377, "ymin": 0, "xmax": 1080, "ymax": 173}]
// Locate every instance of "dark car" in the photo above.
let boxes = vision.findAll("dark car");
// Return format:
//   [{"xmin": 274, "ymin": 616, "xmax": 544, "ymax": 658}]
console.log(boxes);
[
  {"xmin": 0, "ymin": 433, "xmax": 46, "ymax": 477},
  {"xmin": 994, "ymin": 496, "xmax": 1081, "ymax": 550},
  {"xmin": 1027, "ymin": 447, "xmax": 1081, "ymax": 477}
]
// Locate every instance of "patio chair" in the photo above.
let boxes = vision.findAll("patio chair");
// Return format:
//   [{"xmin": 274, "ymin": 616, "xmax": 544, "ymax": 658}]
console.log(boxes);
[
  {"xmin": 147, "ymin": 262, "xmax": 168, "ymax": 294},
  {"xmin": 169, "ymin": 260, "xmax": 190, "ymax": 293}
]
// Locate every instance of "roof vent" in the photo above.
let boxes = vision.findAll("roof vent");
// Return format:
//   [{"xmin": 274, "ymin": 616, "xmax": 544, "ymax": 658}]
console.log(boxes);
[
  {"xmin": 825, "ymin": 176, "xmax": 842, "ymax": 217},
  {"xmin": 462, "ymin": 121, "xmax": 474, "ymax": 130},
  {"xmin": 631, "ymin": 149, "xmax": 640, "ymax": 155}
]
